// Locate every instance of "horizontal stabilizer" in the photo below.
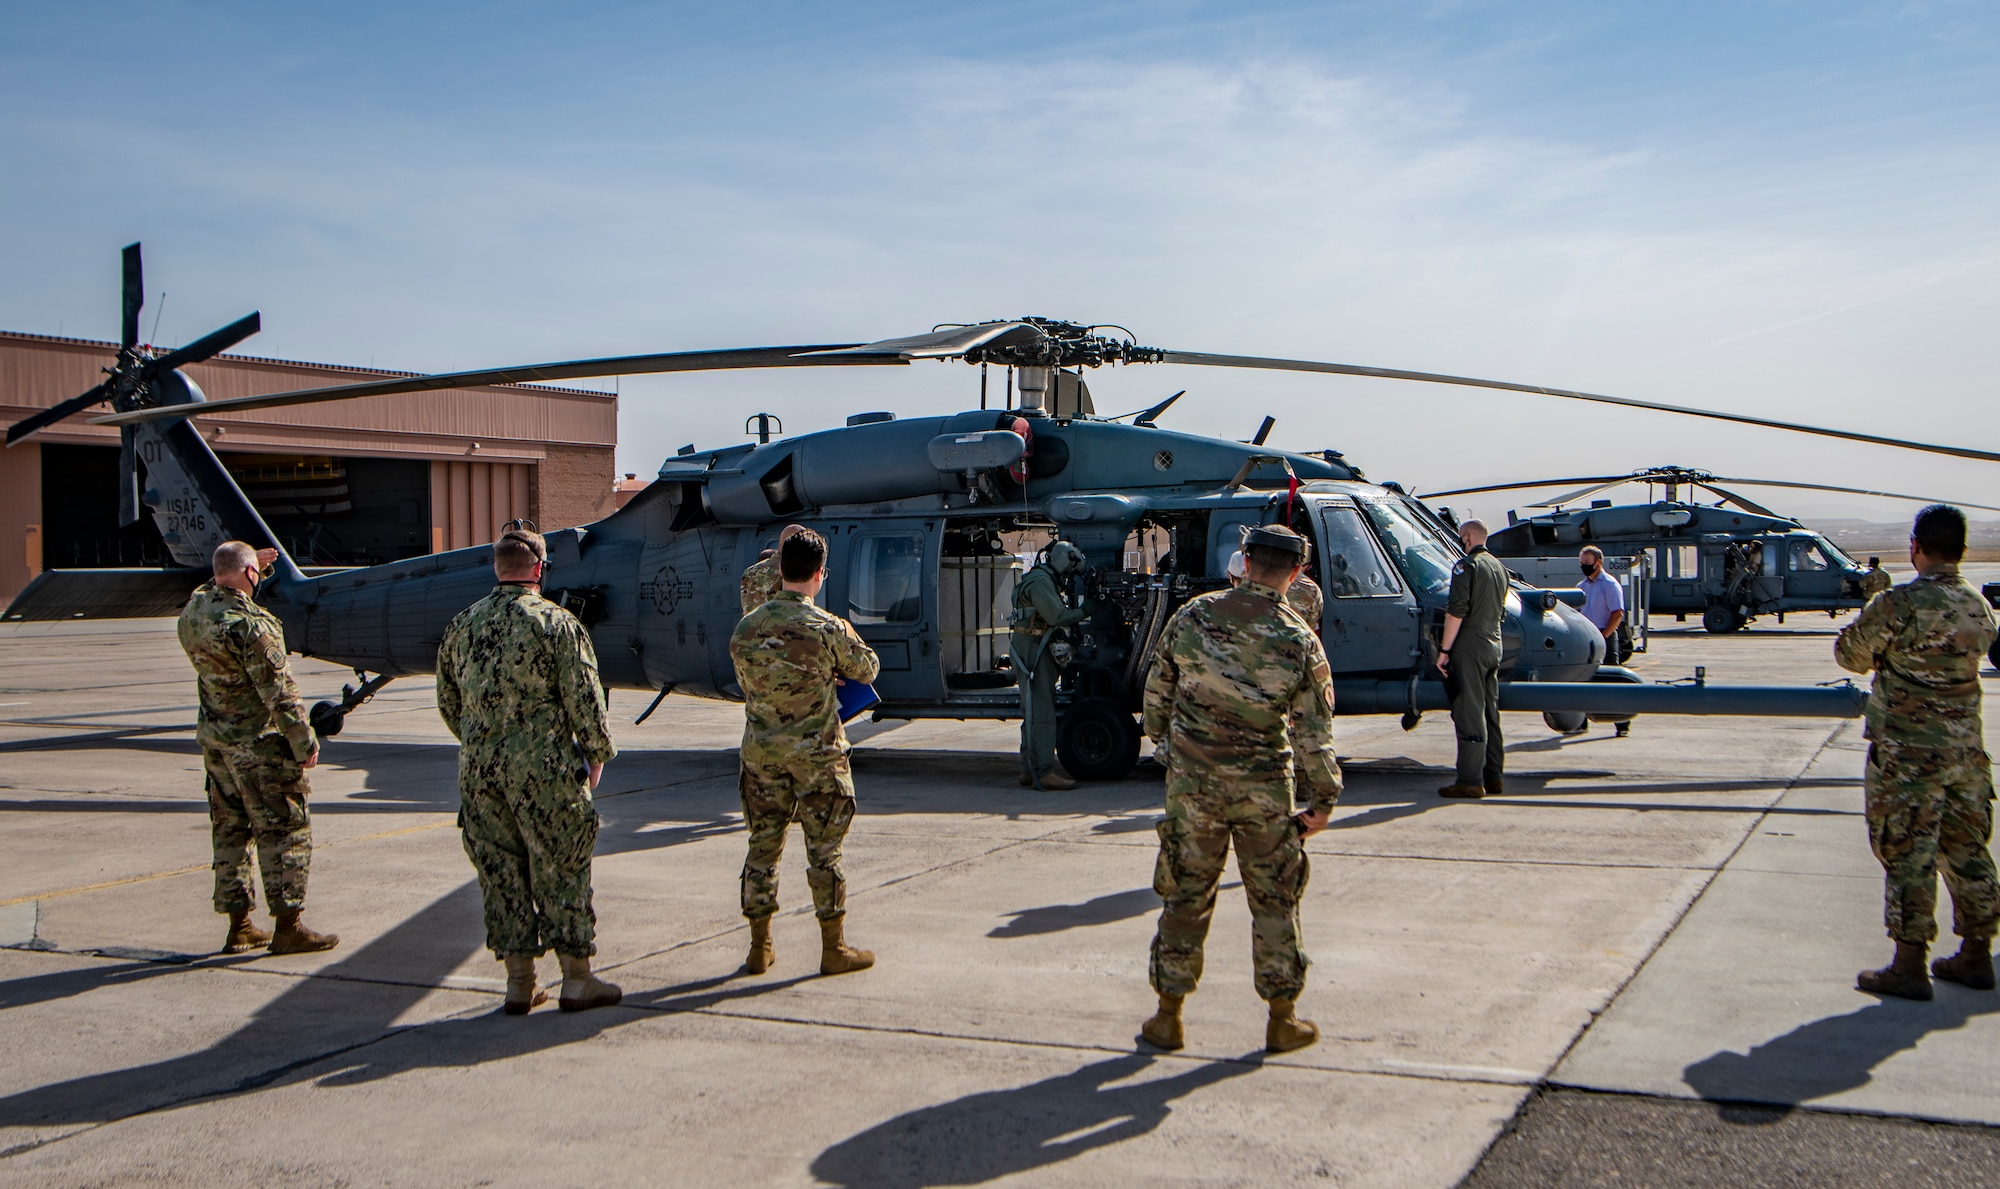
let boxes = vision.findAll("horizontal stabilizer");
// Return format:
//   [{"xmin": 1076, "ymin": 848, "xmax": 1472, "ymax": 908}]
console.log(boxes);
[{"xmin": 4, "ymin": 568, "xmax": 209, "ymax": 621}]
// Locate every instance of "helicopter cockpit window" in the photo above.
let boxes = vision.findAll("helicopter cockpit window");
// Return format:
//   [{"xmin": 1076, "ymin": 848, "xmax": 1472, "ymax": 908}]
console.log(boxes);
[
  {"xmin": 1318, "ymin": 505, "xmax": 1402, "ymax": 597},
  {"xmin": 1789, "ymin": 539, "xmax": 1830, "ymax": 572},
  {"xmin": 850, "ymin": 534, "xmax": 924, "ymax": 625},
  {"xmin": 1358, "ymin": 499, "xmax": 1458, "ymax": 596}
]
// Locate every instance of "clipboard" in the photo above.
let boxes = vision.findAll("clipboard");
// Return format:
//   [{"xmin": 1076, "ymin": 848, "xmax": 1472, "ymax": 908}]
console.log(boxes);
[{"xmin": 836, "ymin": 680, "xmax": 881, "ymax": 724}]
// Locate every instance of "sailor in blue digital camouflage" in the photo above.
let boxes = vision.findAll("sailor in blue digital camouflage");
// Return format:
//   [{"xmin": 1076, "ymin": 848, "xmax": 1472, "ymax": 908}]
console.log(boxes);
[
  {"xmin": 1011, "ymin": 539, "xmax": 1093, "ymax": 790},
  {"xmin": 177, "ymin": 540, "xmax": 339, "ymax": 956},
  {"xmin": 436, "ymin": 528, "xmax": 622, "ymax": 1014},
  {"xmin": 1835, "ymin": 505, "xmax": 1999, "ymax": 999},
  {"xmin": 1139, "ymin": 524, "xmax": 1341, "ymax": 1054},
  {"xmin": 741, "ymin": 523, "xmax": 809, "ymax": 614},
  {"xmin": 729, "ymin": 528, "xmax": 882, "ymax": 976}
]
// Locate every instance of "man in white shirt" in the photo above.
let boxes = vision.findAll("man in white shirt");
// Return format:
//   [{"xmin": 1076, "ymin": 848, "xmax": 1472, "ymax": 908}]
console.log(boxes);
[{"xmin": 1578, "ymin": 546, "xmax": 1631, "ymax": 737}]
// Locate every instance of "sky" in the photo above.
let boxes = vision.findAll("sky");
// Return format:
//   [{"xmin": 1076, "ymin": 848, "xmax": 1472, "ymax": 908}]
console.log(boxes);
[{"xmin": 2, "ymin": 1, "xmax": 1995, "ymax": 524}]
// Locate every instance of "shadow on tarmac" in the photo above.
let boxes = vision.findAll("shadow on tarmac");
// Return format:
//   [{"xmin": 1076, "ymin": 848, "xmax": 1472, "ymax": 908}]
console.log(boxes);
[
  {"xmin": 1682, "ymin": 987, "xmax": 2000, "ymax": 1117},
  {"xmin": 984, "ymin": 884, "xmax": 1239, "ymax": 939},
  {"xmin": 810, "ymin": 1052, "xmax": 1261, "ymax": 1188}
]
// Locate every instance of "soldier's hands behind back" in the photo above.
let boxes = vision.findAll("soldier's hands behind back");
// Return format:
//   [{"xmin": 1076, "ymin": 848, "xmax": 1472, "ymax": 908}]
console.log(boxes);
[
  {"xmin": 302, "ymin": 749, "xmax": 319, "ymax": 770},
  {"xmin": 1295, "ymin": 809, "xmax": 1330, "ymax": 840}
]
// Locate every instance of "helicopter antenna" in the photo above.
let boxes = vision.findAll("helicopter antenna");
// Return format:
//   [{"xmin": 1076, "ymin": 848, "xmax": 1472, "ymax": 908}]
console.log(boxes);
[{"xmin": 149, "ymin": 291, "xmax": 166, "ymax": 347}]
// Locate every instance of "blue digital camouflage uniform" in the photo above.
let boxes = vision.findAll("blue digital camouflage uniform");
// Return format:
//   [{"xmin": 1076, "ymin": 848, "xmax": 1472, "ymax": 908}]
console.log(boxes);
[
  {"xmin": 1836, "ymin": 564, "xmax": 1999, "ymax": 945},
  {"xmin": 741, "ymin": 553, "xmax": 783, "ymax": 615},
  {"xmin": 1011, "ymin": 563, "xmax": 1089, "ymax": 781},
  {"xmin": 177, "ymin": 581, "xmax": 320, "ymax": 916},
  {"xmin": 729, "ymin": 590, "xmax": 882, "ymax": 921},
  {"xmin": 1447, "ymin": 545, "xmax": 1510, "ymax": 787},
  {"xmin": 437, "ymin": 585, "xmax": 617, "ymax": 959},
  {"xmin": 1142, "ymin": 581, "xmax": 1343, "ymax": 1002}
]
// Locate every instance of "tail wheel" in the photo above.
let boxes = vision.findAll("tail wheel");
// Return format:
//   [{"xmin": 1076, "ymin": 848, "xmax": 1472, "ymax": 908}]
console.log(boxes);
[{"xmin": 1057, "ymin": 698, "xmax": 1141, "ymax": 781}]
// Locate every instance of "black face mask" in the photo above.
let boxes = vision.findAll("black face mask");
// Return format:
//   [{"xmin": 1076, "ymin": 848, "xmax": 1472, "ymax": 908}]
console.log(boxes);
[{"xmin": 1581, "ymin": 563, "xmax": 1598, "ymax": 576}]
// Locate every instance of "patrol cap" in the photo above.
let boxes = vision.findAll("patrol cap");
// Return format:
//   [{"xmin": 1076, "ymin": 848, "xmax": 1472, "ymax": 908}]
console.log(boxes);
[{"xmin": 1243, "ymin": 524, "xmax": 1307, "ymax": 561}]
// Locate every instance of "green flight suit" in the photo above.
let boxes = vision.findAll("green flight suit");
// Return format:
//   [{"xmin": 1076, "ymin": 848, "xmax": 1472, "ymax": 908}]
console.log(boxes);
[
  {"xmin": 1011, "ymin": 564, "xmax": 1089, "ymax": 781},
  {"xmin": 1446, "ymin": 545, "xmax": 1510, "ymax": 788}
]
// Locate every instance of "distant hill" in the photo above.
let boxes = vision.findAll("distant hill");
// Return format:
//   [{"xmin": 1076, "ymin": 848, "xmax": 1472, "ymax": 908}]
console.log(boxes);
[{"xmin": 1809, "ymin": 519, "xmax": 2000, "ymax": 563}]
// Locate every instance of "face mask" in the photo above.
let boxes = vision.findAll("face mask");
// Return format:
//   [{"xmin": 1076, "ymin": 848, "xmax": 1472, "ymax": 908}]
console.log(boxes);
[{"xmin": 1581, "ymin": 563, "xmax": 1597, "ymax": 576}]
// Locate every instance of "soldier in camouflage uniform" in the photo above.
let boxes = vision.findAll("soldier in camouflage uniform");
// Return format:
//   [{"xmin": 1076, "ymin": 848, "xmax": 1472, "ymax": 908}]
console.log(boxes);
[
  {"xmin": 1437, "ymin": 519, "xmax": 1510, "ymax": 798},
  {"xmin": 729, "ymin": 528, "xmax": 882, "ymax": 976},
  {"xmin": 1140, "ymin": 524, "xmax": 1342, "ymax": 1054},
  {"xmin": 177, "ymin": 541, "xmax": 340, "ymax": 956},
  {"xmin": 1286, "ymin": 571, "xmax": 1324, "ymax": 633},
  {"xmin": 1860, "ymin": 557, "xmax": 1893, "ymax": 600},
  {"xmin": 1012, "ymin": 540, "xmax": 1093, "ymax": 790},
  {"xmin": 1835, "ymin": 505, "xmax": 1999, "ymax": 999},
  {"xmin": 741, "ymin": 523, "xmax": 809, "ymax": 614},
  {"xmin": 437, "ymin": 529, "xmax": 621, "ymax": 1015}
]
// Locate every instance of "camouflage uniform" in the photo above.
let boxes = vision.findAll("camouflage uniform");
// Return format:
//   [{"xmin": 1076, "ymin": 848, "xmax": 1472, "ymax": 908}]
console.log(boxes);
[
  {"xmin": 729, "ymin": 590, "xmax": 881, "ymax": 921},
  {"xmin": 1142, "ymin": 581, "xmax": 1342, "ymax": 1002},
  {"xmin": 1285, "ymin": 573, "xmax": 1324, "ymax": 633},
  {"xmin": 1011, "ymin": 563, "xmax": 1089, "ymax": 781},
  {"xmin": 1447, "ymin": 545, "xmax": 1510, "ymax": 788},
  {"xmin": 177, "ymin": 582, "xmax": 319, "ymax": 916},
  {"xmin": 436, "ymin": 585, "xmax": 617, "ymax": 959},
  {"xmin": 1860, "ymin": 566, "xmax": 1893, "ymax": 600},
  {"xmin": 1836, "ymin": 566, "xmax": 1999, "ymax": 945},
  {"xmin": 741, "ymin": 553, "xmax": 783, "ymax": 615}
]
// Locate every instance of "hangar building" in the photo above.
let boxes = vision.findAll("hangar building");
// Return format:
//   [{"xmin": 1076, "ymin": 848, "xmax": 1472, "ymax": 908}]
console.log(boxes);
[{"xmin": 0, "ymin": 330, "xmax": 618, "ymax": 605}]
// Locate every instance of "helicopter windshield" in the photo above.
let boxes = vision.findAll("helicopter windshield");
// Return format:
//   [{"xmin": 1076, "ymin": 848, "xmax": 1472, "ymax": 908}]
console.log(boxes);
[{"xmin": 1358, "ymin": 498, "xmax": 1461, "ymax": 596}]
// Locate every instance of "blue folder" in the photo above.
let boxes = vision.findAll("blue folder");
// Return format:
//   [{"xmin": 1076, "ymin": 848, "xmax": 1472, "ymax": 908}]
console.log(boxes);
[{"xmin": 836, "ymin": 680, "xmax": 881, "ymax": 724}]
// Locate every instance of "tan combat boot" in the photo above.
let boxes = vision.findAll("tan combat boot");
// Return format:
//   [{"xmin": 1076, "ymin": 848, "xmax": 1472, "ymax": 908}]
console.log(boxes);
[
  {"xmin": 819, "ymin": 917, "xmax": 875, "ymax": 975},
  {"xmin": 1139, "ymin": 993, "xmax": 1185, "ymax": 1051},
  {"xmin": 1039, "ymin": 771, "xmax": 1079, "ymax": 791},
  {"xmin": 222, "ymin": 910, "xmax": 271, "ymax": 954},
  {"xmin": 1266, "ymin": 996, "xmax": 1320, "ymax": 1053},
  {"xmin": 1857, "ymin": 941, "xmax": 1932, "ymax": 1000},
  {"xmin": 557, "ymin": 953, "xmax": 623, "ymax": 1012},
  {"xmin": 503, "ymin": 955, "xmax": 547, "ymax": 1015},
  {"xmin": 268, "ymin": 911, "xmax": 339, "ymax": 955},
  {"xmin": 1932, "ymin": 937, "xmax": 1996, "ymax": 991},
  {"xmin": 745, "ymin": 917, "xmax": 775, "ymax": 974}
]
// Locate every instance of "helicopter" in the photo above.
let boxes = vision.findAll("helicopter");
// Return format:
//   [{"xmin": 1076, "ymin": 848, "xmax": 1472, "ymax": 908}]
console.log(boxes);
[
  {"xmin": 1422, "ymin": 467, "xmax": 2000, "ymax": 635},
  {"xmin": 24, "ymin": 246, "xmax": 1994, "ymax": 779}
]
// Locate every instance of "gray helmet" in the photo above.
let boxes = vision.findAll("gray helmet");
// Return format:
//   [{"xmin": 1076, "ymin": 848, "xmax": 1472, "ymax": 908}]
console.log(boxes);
[{"xmin": 1047, "ymin": 540, "xmax": 1085, "ymax": 575}]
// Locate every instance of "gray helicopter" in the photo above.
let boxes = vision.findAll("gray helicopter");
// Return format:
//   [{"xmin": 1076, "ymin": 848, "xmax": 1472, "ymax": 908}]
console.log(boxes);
[
  {"xmin": 24, "ymin": 246, "xmax": 1993, "ymax": 778},
  {"xmin": 1424, "ymin": 467, "xmax": 2000, "ymax": 635}
]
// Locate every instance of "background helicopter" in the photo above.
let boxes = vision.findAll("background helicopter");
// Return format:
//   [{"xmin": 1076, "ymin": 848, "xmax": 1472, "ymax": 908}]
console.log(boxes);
[
  {"xmin": 1422, "ymin": 466, "xmax": 2000, "ymax": 635},
  {"xmin": 23, "ymin": 246, "xmax": 1995, "ymax": 778}
]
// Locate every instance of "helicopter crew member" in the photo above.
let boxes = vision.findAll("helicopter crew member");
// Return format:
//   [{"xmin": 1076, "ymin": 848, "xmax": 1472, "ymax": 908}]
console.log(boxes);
[
  {"xmin": 178, "ymin": 541, "xmax": 339, "ymax": 957},
  {"xmin": 1140, "ymin": 524, "xmax": 1339, "ymax": 1054},
  {"xmin": 1287, "ymin": 570, "xmax": 1325, "ymax": 634},
  {"xmin": 741, "ymin": 523, "xmax": 811, "ymax": 614},
  {"xmin": 1835, "ymin": 505, "xmax": 1999, "ymax": 1000},
  {"xmin": 1437, "ymin": 519, "xmax": 1510, "ymax": 798},
  {"xmin": 436, "ymin": 529, "xmax": 622, "ymax": 1015},
  {"xmin": 1012, "ymin": 540, "xmax": 1093, "ymax": 791},
  {"xmin": 730, "ymin": 529, "xmax": 882, "ymax": 977}
]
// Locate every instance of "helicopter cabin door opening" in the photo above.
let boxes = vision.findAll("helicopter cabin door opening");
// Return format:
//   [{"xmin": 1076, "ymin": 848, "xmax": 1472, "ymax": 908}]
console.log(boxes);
[
  {"xmin": 834, "ymin": 520, "xmax": 941, "ymax": 703},
  {"xmin": 939, "ymin": 520, "xmax": 1021, "ymax": 697}
]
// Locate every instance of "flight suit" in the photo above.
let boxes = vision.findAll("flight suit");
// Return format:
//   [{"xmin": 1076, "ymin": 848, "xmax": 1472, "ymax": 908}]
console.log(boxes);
[
  {"xmin": 1011, "ymin": 563, "xmax": 1089, "ymax": 782},
  {"xmin": 437, "ymin": 585, "xmax": 617, "ymax": 959},
  {"xmin": 729, "ymin": 591, "xmax": 881, "ymax": 921},
  {"xmin": 1142, "ymin": 581, "xmax": 1342, "ymax": 1002},
  {"xmin": 741, "ymin": 553, "xmax": 783, "ymax": 615},
  {"xmin": 1446, "ymin": 545, "xmax": 1510, "ymax": 790},
  {"xmin": 1836, "ymin": 565, "xmax": 1999, "ymax": 946},
  {"xmin": 177, "ymin": 582, "xmax": 320, "ymax": 918}
]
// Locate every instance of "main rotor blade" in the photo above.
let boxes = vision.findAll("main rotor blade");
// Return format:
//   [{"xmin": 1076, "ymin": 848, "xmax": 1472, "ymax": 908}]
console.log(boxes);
[
  {"xmin": 802, "ymin": 322, "xmax": 1041, "ymax": 359},
  {"xmin": 147, "ymin": 312, "xmax": 262, "ymax": 373},
  {"xmin": 1692, "ymin": 482, "xmax": 1782, "ymax": 517},
  {"xmin": 121, "ymin": 243, "xmax": 143, "ymax": 349},
  {"xmin": 6, "ymin": 382, "xmax": 111, "ymax": 446},
  {"xmin": 95, "ymin": 343, "xmax": 905, "ymax": 427},
  {"xmin": 1420, "ymin": 475, "xmax": 1631, "ymax": 499},
  {"xmin": 1531, "ymin": 479, "xmax": 1638, "ymax": 508},
  {"xmin": 1157, "ymin": 350, "xmax": 2000, "ymax": 464},
  {"xmin": 1706, "ymin": 476, "xmax": 2000, "ymax": 515}
]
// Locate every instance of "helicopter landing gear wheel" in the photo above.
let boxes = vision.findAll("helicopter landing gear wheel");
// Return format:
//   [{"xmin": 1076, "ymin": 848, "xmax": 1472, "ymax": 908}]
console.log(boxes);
[
  {"xmin": 1703, "ymin": 604, "xmax": 1744, "ymax": 634},
  {"xmin": 1543, "ymin": 711, "xmax": 1588, "ymax": 735},
  {"xmin": 1057, "ymin": 698, "xmax": 1141, "ymax": 781}
]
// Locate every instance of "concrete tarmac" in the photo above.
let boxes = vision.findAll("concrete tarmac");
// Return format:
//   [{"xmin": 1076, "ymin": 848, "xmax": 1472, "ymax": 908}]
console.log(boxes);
[{"xmin": 1, "ymin": 584, "xmax": 1996, "ymax": 1186}]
